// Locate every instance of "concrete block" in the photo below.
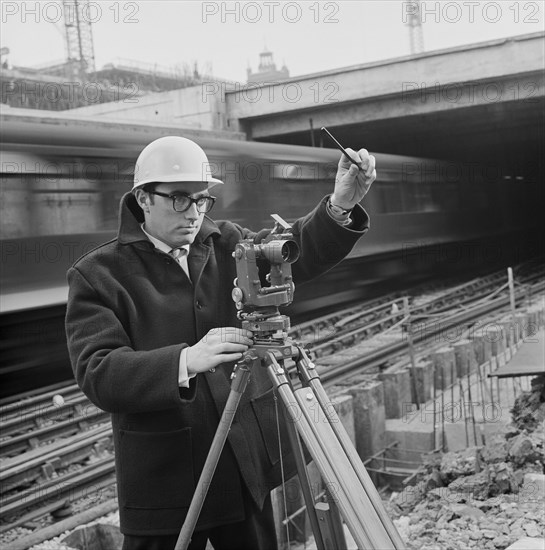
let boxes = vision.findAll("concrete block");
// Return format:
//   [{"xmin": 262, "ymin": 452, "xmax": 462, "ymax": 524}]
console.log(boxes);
[
  {"xmin": 452, "ymin": 339, "xmax": 477, "ymax": 377},
  {"xmin": 487, "ymin": 324, "xmax": 506, "ymax": 357},
  {"xmin": 413, "ymin": 360, "xmax": 433, "ymax": 404},
  {"xmin": 515, "ymin": 312, "xmax": 530, "ymax": 340},
  {"xmin": 379, "ymin": 368, "xmax": 412, "ymax": 419},
  {"xmin": 520, "ymin": 312, "xmax": 533, "ymax": 338},
  {"xmin": 472, "ymin": 330, "xmax": 492, "ymax": 366},
  {"xmin": 346, "ymin": 380, "xmax": 385, "ymax": 461},
  {"xmin": 330, "ymin": 393, "xmax": 356, "ymax": 445},
  {"xmin": 480, "ymin": 334, "xmax": 492, "ymax": 365},
  {"xmin": 525, "ymin": 310, "xmax": 540, "ymax": 340},
  {"xmin": 499, "ymin": 318, "xmax": 517, "ymax": 348},
  {"xmin": 430, "ymin": 347, "xmax": 455, "ymax": 390},
  {"xmin": 444, "ymin": 420, "xmax": 479, "ymax": 451},
  {"xmin": 385, "ymin": 417, "xmax": 436, "ymax": 467}
]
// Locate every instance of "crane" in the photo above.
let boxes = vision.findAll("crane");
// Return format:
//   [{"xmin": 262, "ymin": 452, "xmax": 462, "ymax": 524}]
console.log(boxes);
[
  {"xmin": 63, "ymin": 0, "xmax": 95, "ymax": 78},
  {"xmin": 405, "ymin": 0, "xmax": 424, "ymax": 54}
]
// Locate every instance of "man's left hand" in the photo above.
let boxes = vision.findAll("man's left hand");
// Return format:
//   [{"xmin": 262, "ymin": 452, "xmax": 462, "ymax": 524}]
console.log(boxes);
[{"xmin": 330, "ymin": 148, "xmax": 376, "ymax": 210}]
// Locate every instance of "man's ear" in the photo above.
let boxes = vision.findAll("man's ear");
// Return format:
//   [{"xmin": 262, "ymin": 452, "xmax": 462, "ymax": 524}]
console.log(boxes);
[{"xmin": 135, "ymin": 189, "xmax": 150, "ymax": 212}]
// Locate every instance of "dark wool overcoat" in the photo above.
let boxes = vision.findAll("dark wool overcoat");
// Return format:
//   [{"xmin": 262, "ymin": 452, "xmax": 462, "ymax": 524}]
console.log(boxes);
[{"xmin": 65, "ymin": 192, "xmax": 369, "ymax": 536}]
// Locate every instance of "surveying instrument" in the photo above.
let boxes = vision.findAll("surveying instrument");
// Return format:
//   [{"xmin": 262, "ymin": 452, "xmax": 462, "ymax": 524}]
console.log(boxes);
[{"xmin": 176, "ymin": 215, "xmax": 406, "ymax": 550}]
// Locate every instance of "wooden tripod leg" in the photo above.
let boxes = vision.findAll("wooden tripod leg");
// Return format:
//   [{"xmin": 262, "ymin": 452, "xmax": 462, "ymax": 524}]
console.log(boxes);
[
  {"xmin": 293, "ymin": 387, "xmax": 395, "ymax": 550},
  {"xmin": 175, "ymin": 357, "xmax": 255, "ymax": 550},
  {"xmin": 296, "ymin": 349, "xmax": 406, "ymax": 549},
  {"xmin": 268, "ymin": 356, "xmax": 347, "ymax": 550},
  {"xmin": 267, "ymin": 362, "xmax": 375, "ymax": 549},
  {"xmin": 282, "ymin": 401, "xmax": 328, "ymax": 550}
]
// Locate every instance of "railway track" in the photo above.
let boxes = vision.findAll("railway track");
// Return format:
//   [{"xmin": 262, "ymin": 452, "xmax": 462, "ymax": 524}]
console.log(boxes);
[
  {"xmin": 0, "ymin": 263, "xmax": 543, "ymax": 548},
  {"xmin": 293, "ymin": 262, "xmax": 543, "ymax": 367},
  {"xmin": 320, "ymin": 277, "xmax": 544, "ymax": 386}
]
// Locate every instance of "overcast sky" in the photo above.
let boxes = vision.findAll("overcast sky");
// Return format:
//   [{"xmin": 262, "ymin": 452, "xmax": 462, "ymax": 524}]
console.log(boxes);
[{"xmin": 1, "ymin": 1, "xmax": 543, "ymax": 82}]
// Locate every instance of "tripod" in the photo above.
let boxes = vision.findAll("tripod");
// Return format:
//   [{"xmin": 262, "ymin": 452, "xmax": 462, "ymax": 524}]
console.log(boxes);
[{"xmin": 175, "ymin": 331, "xmax": 406, "ymax": 550}]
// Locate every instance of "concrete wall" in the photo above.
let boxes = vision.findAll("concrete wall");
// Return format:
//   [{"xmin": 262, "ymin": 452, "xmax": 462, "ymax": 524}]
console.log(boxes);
[{"xmin": 66, "ymin": 85, "xmax": 229, "ymax": 131}]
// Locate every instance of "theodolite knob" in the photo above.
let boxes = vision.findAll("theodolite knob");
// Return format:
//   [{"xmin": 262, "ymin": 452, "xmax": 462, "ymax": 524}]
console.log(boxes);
[{"xmin": 231, "ymin": 287, "xmax": 243, "ymax": 303}]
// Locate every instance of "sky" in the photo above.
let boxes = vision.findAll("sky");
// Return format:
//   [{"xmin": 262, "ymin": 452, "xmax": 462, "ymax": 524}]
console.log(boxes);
[{"xmin": 1, "ymin": 1, "xmax": 544, "ymax": 83}]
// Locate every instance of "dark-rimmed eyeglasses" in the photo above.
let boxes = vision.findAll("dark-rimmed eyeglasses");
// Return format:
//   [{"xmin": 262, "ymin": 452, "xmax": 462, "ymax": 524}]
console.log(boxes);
[{"xmin": 147, "ymin": 191, "xmax": 216, "ymax": 213}]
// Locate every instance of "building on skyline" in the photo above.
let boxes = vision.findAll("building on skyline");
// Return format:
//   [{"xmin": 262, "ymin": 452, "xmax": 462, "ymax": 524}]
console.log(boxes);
[{"xmin": 247, "ymin": 48, "xmax": 289, "ymax": 84}]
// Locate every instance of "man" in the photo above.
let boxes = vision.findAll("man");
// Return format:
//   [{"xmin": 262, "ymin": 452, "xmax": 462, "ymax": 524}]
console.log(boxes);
[{"xmin": 65, "ymin": 136, "xmax": 376, "ymax": 550}]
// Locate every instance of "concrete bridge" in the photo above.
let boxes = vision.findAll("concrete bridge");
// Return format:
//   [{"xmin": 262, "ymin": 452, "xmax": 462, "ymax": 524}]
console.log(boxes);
[{"xmin": 225, "ymin": 32, "xmax": 544, "ymax": 170}]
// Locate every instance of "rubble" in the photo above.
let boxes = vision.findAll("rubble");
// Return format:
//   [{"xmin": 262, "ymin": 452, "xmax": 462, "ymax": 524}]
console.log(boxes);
[
  {"xmin": 391, "ymin": 376, "xmax": 545, "ymax": 550},
  {"xmin": 511, "ymin": 375, "xmax": 545, "ymax": 431}
]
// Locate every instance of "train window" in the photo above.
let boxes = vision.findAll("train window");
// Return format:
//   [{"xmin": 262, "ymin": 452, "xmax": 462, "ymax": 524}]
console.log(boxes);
[
  {"xmin": 1, "ymin": 151, "xmax": 39, "ymax": 238},
  {"xmin": 373, "ymin": 170, "xmax": 444, "ymax": 214},
  {"xmin": 31, "ymin": 163, "xmax": 102, "ymax": 237},
  {"xmin": 1, "ymin": 173, "xmax": 33, "ymax": 239},
  {"xmin": 398, "ymin": 180, "xmax": 463, "ymax": 213}
]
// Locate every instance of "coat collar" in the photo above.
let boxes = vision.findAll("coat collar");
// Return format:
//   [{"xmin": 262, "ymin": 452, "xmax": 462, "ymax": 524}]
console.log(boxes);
[{"xmin": 117, "ymin": 192, "xmax": 221, "ymax": 247}]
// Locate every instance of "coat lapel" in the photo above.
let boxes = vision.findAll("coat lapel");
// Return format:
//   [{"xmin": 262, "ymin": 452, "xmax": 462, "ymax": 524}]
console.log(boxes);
[{"xmin": 187, "ymin": 241, "xmax": 210, "ymax": 289}]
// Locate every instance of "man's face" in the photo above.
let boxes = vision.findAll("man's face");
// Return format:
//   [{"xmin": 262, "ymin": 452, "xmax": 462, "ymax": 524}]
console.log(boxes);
[{"xmin": 138, "ymin": 182, "xmax": 210, "ymax": 248}]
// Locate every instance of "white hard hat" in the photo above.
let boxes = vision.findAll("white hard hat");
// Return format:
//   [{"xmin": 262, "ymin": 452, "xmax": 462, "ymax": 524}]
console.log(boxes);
[{"xmin": 133, "ymin": 136, "xmax": 223, "ymax": 190}]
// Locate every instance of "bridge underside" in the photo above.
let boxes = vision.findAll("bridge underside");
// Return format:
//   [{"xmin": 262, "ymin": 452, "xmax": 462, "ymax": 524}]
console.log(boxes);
[
  {"xmin": 249, "ymin": 94, "xmax": 544, "ymax": 178},
  {"xmin": 254, "ymin": 97, "xmax": 545, "ymax": 166}
]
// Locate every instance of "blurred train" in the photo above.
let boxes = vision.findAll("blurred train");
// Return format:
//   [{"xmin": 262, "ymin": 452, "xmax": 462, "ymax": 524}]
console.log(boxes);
[{"xmin": 0, "ymin": 112, "xmax": 542, "ymax": 396}]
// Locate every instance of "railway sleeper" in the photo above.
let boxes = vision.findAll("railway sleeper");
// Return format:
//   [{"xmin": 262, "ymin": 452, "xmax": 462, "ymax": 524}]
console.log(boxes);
[
  {"xmin": 2, "ymin": 438, "xmax": 112, "ymax": 495},
  {"xmin": 0, "ymin": 410, "xmax": 109, "ymax": 459},
  {"xmin": 1, "ymin": 458, "xmax": 112, "ymax": 512},
  {"xmin": 2, "ymin": 417, "xmax": 42, "ymax": 438},
  {"xmin": 1, "ymin": 459, "xmax": 116, "ymax": 523},
  {"xmin": 1, "ymin": 469, "xmax": 42, "ymax": 495},
  {"xmin": 41, "ymin": 458, "xmax": 61, "ymax": 480},
  {"xmin": 92, "ymin": 437, "xmax": 112, "ymax": 459},
  {"xmin": 0, "ymin": 426, "xmax": 112, "ymax": 486}
]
